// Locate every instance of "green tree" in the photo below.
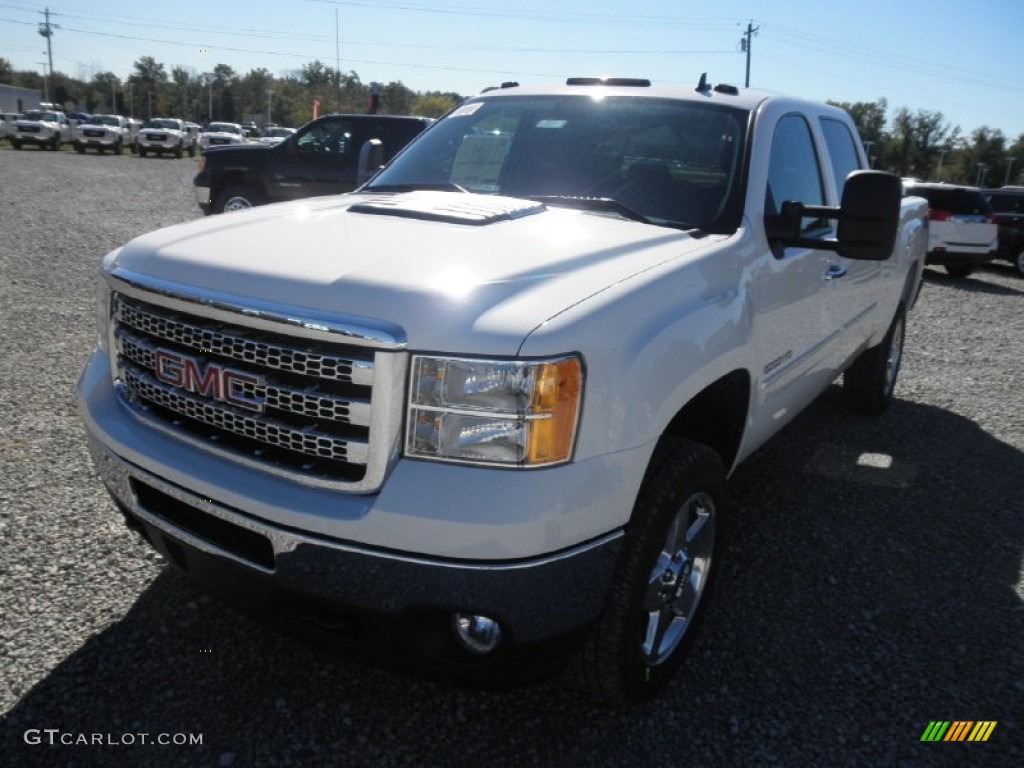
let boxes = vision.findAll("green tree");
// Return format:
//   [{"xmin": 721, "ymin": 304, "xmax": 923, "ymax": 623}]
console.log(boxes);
[
  {"xmin": 381, "ymin": 81, "xmax": 415, "ymax": 115},
  {"xmin": 412, "ymin": 92, "xmax": 463, "ymax": 117},
  {"xmin": 886, "ymin": 108, "xmax": 956, "ymax": 179},
  {"xmin": 129, "ymin": 56, "xmax": 168, "ymax": 118}
]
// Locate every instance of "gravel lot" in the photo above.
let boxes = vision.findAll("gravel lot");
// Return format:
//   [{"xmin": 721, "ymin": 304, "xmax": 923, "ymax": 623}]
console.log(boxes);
[{"xmin": 1, "ymin": 146, "xmax": 1021, "ymax": 767}]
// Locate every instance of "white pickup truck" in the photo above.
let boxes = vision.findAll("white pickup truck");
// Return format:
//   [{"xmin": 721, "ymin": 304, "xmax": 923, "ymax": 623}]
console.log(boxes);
[{"xmin": 78, "ymin": 77, "xmax": 927, "ymax": 702}]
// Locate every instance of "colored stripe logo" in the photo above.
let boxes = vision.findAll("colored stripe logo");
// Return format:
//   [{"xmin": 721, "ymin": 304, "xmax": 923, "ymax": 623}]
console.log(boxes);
[{"xmin": 920, "ymin": 721, "xmax": 997, "ymax": 742}]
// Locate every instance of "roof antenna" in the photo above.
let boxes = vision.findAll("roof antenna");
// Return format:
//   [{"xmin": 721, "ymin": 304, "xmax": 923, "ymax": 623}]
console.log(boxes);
[{"xmin": 696, "ymin": 73, "xmax": 711, "ymax": 95}]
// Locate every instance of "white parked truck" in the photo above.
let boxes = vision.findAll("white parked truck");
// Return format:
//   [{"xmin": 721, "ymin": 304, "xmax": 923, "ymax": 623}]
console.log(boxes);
[
  {"xmin": 136, "ymin": 117, "xmax": 196, "ymax": 158},
  {"xmin": 9, "ymin": 109, "xmax": 71, "ymax": 150},
  {"xmin": 78, "ymin": 77, "xmax": 928, "ymax": 702},
  {"xmin": 73, "ymin": 114, "xmax": 133, "ymax": 155}
]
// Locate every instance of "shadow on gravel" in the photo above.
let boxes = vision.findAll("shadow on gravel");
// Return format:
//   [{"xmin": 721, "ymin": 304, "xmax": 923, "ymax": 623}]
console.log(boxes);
[
  {"xmin": 2, "ymin": 390, "xmax": 1022, "ymax": 768},
  {"xmin": 923, "ymin": 266, "xmax": 1024, "ymax": 296}
]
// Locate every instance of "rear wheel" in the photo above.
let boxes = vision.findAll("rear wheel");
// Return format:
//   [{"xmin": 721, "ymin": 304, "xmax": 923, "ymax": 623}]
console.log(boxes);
[
  {"xmin": 572, "ymin": 438, "xmax": 725, "ymax": 703},
  {"xmin": 945, "ymin": 264, "xmax": 974, "ymax": 278},
  {"xmin": 844, "ymin": 304, "xmax": 905, "ymax": 414}
]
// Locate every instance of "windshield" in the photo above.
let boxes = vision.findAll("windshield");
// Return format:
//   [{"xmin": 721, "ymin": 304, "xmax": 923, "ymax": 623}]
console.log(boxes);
[
  {"xmin": 265, "ymin": 127, "xmax": 292, "ymax": 137},
  {"xmin": 23, "ymin": 111, "xmax": 59, "ymax": 122},
  {"xmin": 207, "ymin": 123, "xmax": 240, "ymax": 134},
  {"xmin": 146, "ymin": 119, "xmax": 179, "ymax": 129},
  {"xmin": 89, "ymin": 115, "xmax": 120, "ymax": 126},
  {"xmin": 367, "ymin": 94, "xmax": 748, "ymax": 232}
]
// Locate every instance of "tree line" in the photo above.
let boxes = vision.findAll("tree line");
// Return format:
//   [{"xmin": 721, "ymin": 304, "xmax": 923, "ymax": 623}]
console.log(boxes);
[
  {"xmin": 827, "ymin": 98, "xmax": 1022, "ymax": 186},
  {"xmin": 0, "ymin": 56, "xmax": 464, "ymax": 126},
  {"xmin": 3, "ymin": 56, "xmax": 1022, "ymax": 187}
]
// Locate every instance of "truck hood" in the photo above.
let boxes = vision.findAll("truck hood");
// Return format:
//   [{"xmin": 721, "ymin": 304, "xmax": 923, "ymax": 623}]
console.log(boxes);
[{"xmin": 110, "ymin": 192, "xmax": 723, "ymax": 354}]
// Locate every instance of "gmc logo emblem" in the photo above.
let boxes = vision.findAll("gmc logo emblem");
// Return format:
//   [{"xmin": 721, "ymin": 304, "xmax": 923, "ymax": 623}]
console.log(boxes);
[{"xmin": 153, "ymin": 349, "xmax": 265, "ymax": 413}]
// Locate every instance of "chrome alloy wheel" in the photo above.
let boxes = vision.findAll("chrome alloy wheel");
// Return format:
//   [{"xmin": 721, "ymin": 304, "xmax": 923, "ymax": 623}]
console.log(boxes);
[
  {"xmin": 223, "ymin": 195, "xmax": 254, "ymax": 212},
  {"xmin": 641, "ymin": 490, "xmax": 715, "ymax": 665}
]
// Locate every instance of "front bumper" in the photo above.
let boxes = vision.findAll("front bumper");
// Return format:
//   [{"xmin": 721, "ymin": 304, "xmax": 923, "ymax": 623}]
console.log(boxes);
[
  {"xmin": 12, "ymin": 131, "xmax": 55, "ymax": 145},
  {"xmin": 85, "ymin": 436, "xmax": 620, "ymax": 673},
  {"xmin": 78, "ymin": 349, "xmax": 637, "ymax": 667},
  {"xmin": 76, "ymin": 134, "xmax": 121, "ymax": 148},
  {"xmin": 138, "ymin": 137, "xmax": 182, "ymax": 150}
]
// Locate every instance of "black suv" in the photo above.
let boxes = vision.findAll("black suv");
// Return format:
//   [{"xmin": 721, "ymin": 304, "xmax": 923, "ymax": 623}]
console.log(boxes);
[
  {"xmin": 982, "ymin": 187, "xmax": 1024, "ymax": 276},
  {"xmin": 194, "ymin": 113, "xmax": 433, "ymax": 214}
]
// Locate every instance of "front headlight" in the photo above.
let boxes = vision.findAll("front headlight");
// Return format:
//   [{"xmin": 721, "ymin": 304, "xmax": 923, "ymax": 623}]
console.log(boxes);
[{"xmin": 406, "ymin": 354, "xmax": 583, "ymax": 467}]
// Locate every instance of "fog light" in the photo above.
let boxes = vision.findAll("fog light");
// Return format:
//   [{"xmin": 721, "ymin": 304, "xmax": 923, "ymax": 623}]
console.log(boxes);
[{"xmin": 452, "ymin": 613, "xmax": 503, "ymax": 654}]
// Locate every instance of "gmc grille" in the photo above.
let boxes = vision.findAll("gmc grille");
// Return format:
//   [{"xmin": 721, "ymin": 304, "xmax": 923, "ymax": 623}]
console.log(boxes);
[{"xmin": 112, "ymin": 293, "xmax": 386, "ymax": 484}]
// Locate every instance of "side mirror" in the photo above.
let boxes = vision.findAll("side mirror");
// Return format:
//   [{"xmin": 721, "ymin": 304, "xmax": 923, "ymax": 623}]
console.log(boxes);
[
  {"xmin": 834, "ymin": 171, "xmax": 901, "ymax": 261},
  {"xmin": 765, "ymin": 171, "xmax": 902, "ymax": 261},
  {"xmin": 357, "ymin": 138, "xmax": 384, "ymax": 184}
]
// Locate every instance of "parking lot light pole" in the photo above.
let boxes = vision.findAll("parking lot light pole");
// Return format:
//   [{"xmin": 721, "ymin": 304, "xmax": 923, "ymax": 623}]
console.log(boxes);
[
  {"xmin": 1005, "ymin": 157, "xmax": 1018, "ymax": 187},
  {"xmin": 267, "ymin": 89, "xmax": 274, "ymax": 125}
]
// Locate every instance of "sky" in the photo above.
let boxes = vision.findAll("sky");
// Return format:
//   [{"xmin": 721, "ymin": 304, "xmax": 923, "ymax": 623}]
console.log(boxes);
[{"xmin": 2, "ymin": 0, "xmax": 1023, "ymax": 139}]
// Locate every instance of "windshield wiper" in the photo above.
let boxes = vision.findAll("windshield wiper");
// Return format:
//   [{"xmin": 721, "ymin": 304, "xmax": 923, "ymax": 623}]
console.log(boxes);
[
  {"xmin": 363, "ymin": 182, "xmax": 468, "ymax": 193},
  {"xmin": 526, "ymin": 196, "xmax": 653, "ymax": 225}
]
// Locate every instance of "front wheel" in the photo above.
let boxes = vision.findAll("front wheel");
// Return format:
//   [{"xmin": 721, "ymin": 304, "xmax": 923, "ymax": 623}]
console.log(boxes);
[
  {"xmin": 11, "ymin": 139, "xmax": 22, "ymax": 149},
  {"xmin": 1014, "ymin": 250, "xmax": 1024, "ymax": 277},
  {"xmin": 844, "ymin": 304, "xmax": 906, "ymax": 415},
  {"xmin": 174, "ymin": 142, "xmax": 183, "ymax": 159},
  {"xmin": 572, "ymin": 438, "xmax": 725, "ymax": 703},
  {"xmin": 115, "ymin": 139, "xmax": 124, "ymax": 155},
  {"xmin": 188, "ymin": 143, "xmax": 196, "ymax": 158},
  {"xmin": 215, "ymin": 185, "xmax": 262, "ymax": 214},
  {"xmin": 138, "ymin": 147, "xmax": 148, "ymax": 157}
]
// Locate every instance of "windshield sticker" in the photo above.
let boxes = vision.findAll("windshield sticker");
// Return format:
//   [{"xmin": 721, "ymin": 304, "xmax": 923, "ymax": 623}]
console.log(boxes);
[
  {"xmin": 450, "ymin": 102, "xmax": 484, "ymax": 118},
  {"xmin": 535, "ymin": 119, "xmax": 568, "ymax": 129}
]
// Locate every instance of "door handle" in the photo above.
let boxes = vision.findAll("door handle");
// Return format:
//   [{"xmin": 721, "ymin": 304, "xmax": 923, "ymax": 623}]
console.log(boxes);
[{"xmin": 823, "ymin": 264, "xmax": 847, "ymax": 280}]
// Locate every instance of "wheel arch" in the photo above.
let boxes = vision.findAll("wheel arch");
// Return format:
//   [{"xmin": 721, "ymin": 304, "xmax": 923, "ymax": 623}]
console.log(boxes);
[
  {"xmin": 661, "ymin": 369, "xmax": 751, "ymax": 474},
  {"xmin": 210, "ymin": 168, "xmax": 267, "ymax": 201}
]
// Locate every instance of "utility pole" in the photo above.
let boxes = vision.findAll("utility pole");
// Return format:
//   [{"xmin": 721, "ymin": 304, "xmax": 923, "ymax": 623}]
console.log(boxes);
[
  {"xmin": 1004, "ymin": 156, "xmax": 1018, "ymax": 187},
  {"xmin": 739, "ymin": 20, "xmax": 759, "ymax": 88},
  {"xmin": 37, "ymin": 7, "xmax": 59, "ymax": 97},
  {"xmin": 266, "ymin": 89, "xmax": 275, "ymax": 125},
  {"xmin": 38, "ymin": 61, "xmax": 49, "ymax": 104}
]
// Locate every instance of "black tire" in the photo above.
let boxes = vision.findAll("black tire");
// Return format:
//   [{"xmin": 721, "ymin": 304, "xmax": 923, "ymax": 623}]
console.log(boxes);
[
  {"xmin": 115, "ymin": 139, "xmax": 124, "ymax": 155},
  {"xmin": 214, "ymin": 185, "xmax": 262, "ymax": 214},
  {"xmin": 188, "ymin": 143, "xmax": 196, "ymax": 158},
  {"xmin": 50, "ymin": 136, "xmax": 59, "ymax": 151},
  {"xmin": 174, "ymin": 142, "xmax": 183, "ymax": 159},
  {"xmin": 139, "ymin": 147, "xmax": 148, "ymax": 157},
  {"xmin": 844, "ymin": 304, "xmax": 906, "ymax": 415},
  {"xmin": 97, "ymin": 147, "xmax": 105, "ymax": 155},
  {"xmin": 11, "ymin": 139, "xmax": 21, "ymax": 150},
  {"xmin": 945, "ymin": 264, "xmax": 974, "ymax": 278},
  {"xmin": 74, "ymin": 143, "xmax": 85, "ymax": 154},
  {"xmin": 1013, "ymin": 250, "xmax": 1024, "ymax": 277},
  {"xmin": 572, "ymin": 438, "xmax": 725, "ymax": 703}
]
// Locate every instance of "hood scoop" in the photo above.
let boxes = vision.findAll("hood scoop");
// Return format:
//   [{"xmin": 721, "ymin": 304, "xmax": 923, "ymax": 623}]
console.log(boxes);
[{"xmin": 349, "ymin": 191, "xmax": 545, "ymax": 226}]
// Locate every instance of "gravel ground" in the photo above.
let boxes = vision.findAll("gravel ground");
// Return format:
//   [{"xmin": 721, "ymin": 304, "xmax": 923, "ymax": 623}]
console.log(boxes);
[{"xmin": 1, "ymin": 146, "xmax": 1021, "ymax": 767}]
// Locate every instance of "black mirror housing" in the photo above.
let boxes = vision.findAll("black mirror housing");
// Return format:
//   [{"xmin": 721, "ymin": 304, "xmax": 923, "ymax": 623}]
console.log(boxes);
[
  {"xmin": 765, "ymin": 171, "xmax": 902, "ymax": 261},
  {"xmin": 835, "ymin": 171, "xmax": 901, "ymax": 261}
]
